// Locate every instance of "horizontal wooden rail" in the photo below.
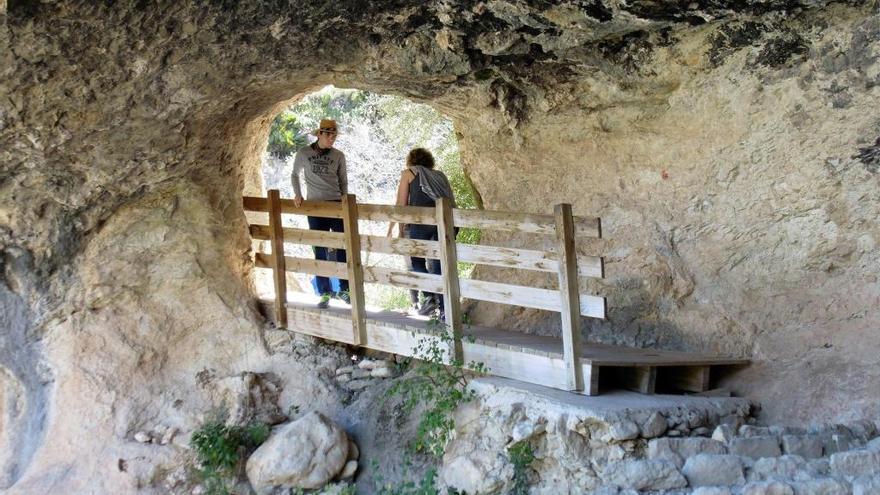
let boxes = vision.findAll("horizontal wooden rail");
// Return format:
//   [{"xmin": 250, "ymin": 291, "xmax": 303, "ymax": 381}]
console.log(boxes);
[
  {"xmin": 359, "ymin": 204, "xmax": 437, "ymax": 225},
  {"xmin": 250, "ymin": 225, "xmax": 346, "ymax": 249},
  {"xmin": 365, "ymin": 266, "xmax": 443, "ymax": 293},
  {"xmin": 460, "ymin": 279, "xmax": 606, "ymax": 319},
  {"xmin": 256, "ymin": 252, "xmax": 605, "ymax": 319},
  {"xmin": 245, "ymin": 197, "xmax": 601, "ymax": 238},
  {"xmin": 453, "ymin": 209, "xmax": 601, "ymax": 238},
  {"xmin": 255, "ymin": 253, "xmax": 347, "ymax": 279},
  {"xmin": 244, "ymin": 196, "xmax": 344, "ymax": 218},
  {"xmin": 250, "ymin": 228, "xmax": 603, "ymax": 279}
]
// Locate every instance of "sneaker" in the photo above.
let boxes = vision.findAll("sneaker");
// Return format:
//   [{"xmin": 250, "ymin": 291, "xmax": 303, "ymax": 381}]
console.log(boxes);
[
  {"xmin": 336, "ymin": 291, "xmax": 351, "ymax": 305},
  {"xmin": 417, "ymin": 298, "xmax": 439, "ymax": 316},
  {"xmin": 317, "ymin": 293, "xmax": 331, "ymax": 309}
]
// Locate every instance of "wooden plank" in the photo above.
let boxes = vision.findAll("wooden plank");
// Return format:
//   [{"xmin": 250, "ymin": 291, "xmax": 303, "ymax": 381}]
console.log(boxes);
[
  {"xmin": 341, "ymin": 194, "xmax": 368, "ymax": 346},
  {"xmin": 555, "ymin": 203, "xmax": 583, "ymax": 391},
  {"xmin": 581, "ymin": 365, "xmax": 600, "ymax": 396},
  {"xmin": 267, "ymin": 190, "xmax": 287, "ymax": 328},
  {"xmin": 436, "ymin": 198, "xmax": 463, "ymax": 361},
  {"xmin": 359, "ymin": 203, "xmax": 436, "ymax": 225},
  {"xmin": 276, "ymin": 198, "xmax": 344, "ymax": 218},
  {"xmin": 270, "ymin": 255, "xmax": 347, "ymax": 278},
  {"xmin": 453, "ymin": 208, "xmax": 602, "ymax": 237},
  {"xmin": 250, "ymin": 224, "xmax": 346, "ymax": 249},
  {"xmin": 662, "ymin": 366, "xmax": 711, "ymax": 392},
  {"xmin": 360, "ymin": 235, "xmax": 440, "ymax": 259},
  {"xmin": 458, "ymin": 278, "xmax": 606, "ymax": 319},
  {"xmin": 243, "ymin": 196, "xmax": 269, "ymax": 212},
  {"xmin": 616, "ymin": 366, "xmax": 657, "ymax": 394},
  {"xmin": 458, "ymin": 243, "xmax": 554, "ymax": 271},
  {"xmin": 285, "ymin": 306, "xmax": 358, "ymax": 344},
  {"xmin": 363, "ymin": 266, "xmax": 444, "ymax": 293}
]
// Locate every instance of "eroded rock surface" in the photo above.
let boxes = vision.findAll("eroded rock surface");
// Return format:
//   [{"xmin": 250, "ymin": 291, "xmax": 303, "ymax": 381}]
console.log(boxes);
[{"xmin": 1, "ymin": 1, "xmax": 879, "ymax": 493}]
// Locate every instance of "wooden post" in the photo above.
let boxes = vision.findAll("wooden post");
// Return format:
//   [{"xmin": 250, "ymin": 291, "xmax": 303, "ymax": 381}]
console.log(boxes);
[
  {"xmin": 341, "ymin": 194, "xmax": 368, "ymax": 346},
  {"xmin": 267, "ymin": 189, "xmax": 288, "ymax": 328},
  {"xmin": 436, "ymin": 197, "xmax": 463, "ymax": 362},
  {"xmin": 554, "ymin": 203, "xmax": 583, "ymax": 391}
]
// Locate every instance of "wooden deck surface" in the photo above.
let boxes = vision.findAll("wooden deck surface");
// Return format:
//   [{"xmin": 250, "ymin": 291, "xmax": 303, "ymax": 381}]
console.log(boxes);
[{"xmin": 261, "ymin": 293, "xmax": 748, "ymax": 395}]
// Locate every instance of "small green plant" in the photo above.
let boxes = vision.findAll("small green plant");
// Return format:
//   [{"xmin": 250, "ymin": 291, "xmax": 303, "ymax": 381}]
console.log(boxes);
[
  {"xmin": 387, "ymin": 318, "xmax": 488, "ymax": 457},
  {"xmin": 190, "ymin": 418, "xmax": 271, "ymax": 495},
  {"xmin": 507, "ymin": 440, "xmax": 535, "ymax": 495}
]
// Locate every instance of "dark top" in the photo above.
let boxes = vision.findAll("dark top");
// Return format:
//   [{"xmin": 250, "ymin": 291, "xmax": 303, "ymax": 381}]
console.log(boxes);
[{"xmin": 407, "ymin": 170, "xmax": 435, "ymax": 207}]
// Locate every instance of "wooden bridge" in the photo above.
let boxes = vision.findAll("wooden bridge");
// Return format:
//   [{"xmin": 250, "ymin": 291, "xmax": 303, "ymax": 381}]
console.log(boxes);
[{"xmin": 244, "ymin": 190, "xmax": 747, "ymax": 395}]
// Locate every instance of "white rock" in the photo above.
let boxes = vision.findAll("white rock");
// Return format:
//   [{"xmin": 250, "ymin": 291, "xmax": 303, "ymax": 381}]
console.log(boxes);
[
  {"xmin": 741, "ymin": 480, "xmax": 794, "ymax": 495},
  {"xmin": 601, "ymin": 459, "xmax": 687, "ymax": 490},
  {"xmin": 338, "ymin": 460, "xmax": 357, "ymax": 479},
  {"xmin": 641, "ymin": 412, "xmax": 668, "ymax": 439},
  {"xmin": 789, "ymin": 478, "xmax": 850, "ymax": 495},
  {"xmin": 511, "ymin": 421, "xmax": 546, "ymax": 443},
  {"xmin": 358, "ymin": 358, "xmax": 391, "ymax": 370},
  {"xmin": 335, "ymin": 366, "xmax": 354, "ymax": 375},
  {"xmin": 370, "ymin": 367, "xmax": 394, "ymax": 378},
  {"xmin": 829, "ymin": 450, "xmax": 880, "ymax": 478},
  {"xmin": 729, "ymin": 436, "xmax": 782, "ymax": 459},
  {"xmin": 865, "ymin": 437, "xmax": 880, "ymax": 453},
  {"xmin": 682, "ymin": 454, "xmax": 745, "ymax": 487},
  {"xmin": 350, "ymin": 368, "xmax": 371, "ymax": 379},
  {"xmin": 347, "ymin": 439, "xmax": 359, "ymax": 461},
  {"xmin": 648, "ymin": 437, "xmax": 728, "ymax": 468},
  {"xmin": 246, "ymin": 412, "xmax": 349, "ymax": 491},
  {"xmin": 692, "ymin": 488, "xmax": 734, "ymax": 495},
  {"xmin": 161, "ymin": 427, "xmax": 178, "ymax": 445},
  {"xmin": 335, "ymin": 375, "xmax": 351, "ymax": 384},
  {"xmin": 782, "ymin": 435, "xmax": 823, "ymax": 459},
  {"xmin": 134, "ymin": 431, "xmax": 152, "ymax": 443},
  {"xmin": 713, "ymin": 424, "xmax": 735, "ymax": 443},
  {"xmin": 853, "ymin": 475, "xmax": 880, "ymax": 495},
  {"xmin": 751, "ymin": 455, "xmax": 813, "ymax": 481},
  {"xmin": 605, "ymin": 420, "xmax": 640, "ymax": 441}
]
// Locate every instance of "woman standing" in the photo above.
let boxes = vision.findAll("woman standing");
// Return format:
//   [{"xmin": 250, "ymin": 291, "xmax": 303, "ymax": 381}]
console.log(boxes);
[{"xmin": 386, "ymin": 148, "xmax": 456, "ymax": 317}]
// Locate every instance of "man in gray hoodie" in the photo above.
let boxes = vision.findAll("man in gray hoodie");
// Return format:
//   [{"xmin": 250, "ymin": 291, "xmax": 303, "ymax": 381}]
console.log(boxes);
[{"xmin": 291, "ymin": 119, "xmax": 349, "ymax": 308}]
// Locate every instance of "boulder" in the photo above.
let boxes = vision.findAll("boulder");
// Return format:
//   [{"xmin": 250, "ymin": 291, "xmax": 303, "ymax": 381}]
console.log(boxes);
[
  {"xmin": 782, "ymin": 435, "xmax": 824, "ymax": 459},
  {"xmin": 601, "ymin": 459, "xmax": 687, "ymax": 491},
  {"xmin": 246, "ymin": 412, "xmax": 349, "ymax": 492},
  {"xmin": 828, "ymin": 450, "xmax": 880, "ymax": 478},
  {"xmin": 648, "ymin": 437, "xmax": 728, "ymax": 468},
  {"xmin": 682, "ymin": 454, "xmax": 745, "ymax": 487},
  {"xmin": 730, "ymin": 436, "xmax": 782, "ymax": 459},
  {"xmin": 742, "ymin": 480, "xmax": 795, "ymax": 495},
  {"xmin": 641, "ymin": 412, "xmax": 668, "ymax": 439},
  {"xmin": 789, "ymin": 478, "xmax": 850, "ymax": 495}
]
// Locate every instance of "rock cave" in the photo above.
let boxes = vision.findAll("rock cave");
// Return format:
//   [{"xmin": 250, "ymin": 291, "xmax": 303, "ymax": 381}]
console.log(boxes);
[{"xmin": 1, "ymin": 1, "xmax": 879, "ymax": 493}]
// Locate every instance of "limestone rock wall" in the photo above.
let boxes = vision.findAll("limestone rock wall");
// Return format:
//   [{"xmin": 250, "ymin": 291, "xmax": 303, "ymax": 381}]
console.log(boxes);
[{"xmin": 0, "ymin": 1, "xmax": 878, "ymax": 491}]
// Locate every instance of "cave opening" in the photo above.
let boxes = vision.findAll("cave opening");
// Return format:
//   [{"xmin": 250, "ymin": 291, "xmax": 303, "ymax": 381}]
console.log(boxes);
[{"xmin": 250, "ymin": 85, "xmax": 481, "ymax": 312}]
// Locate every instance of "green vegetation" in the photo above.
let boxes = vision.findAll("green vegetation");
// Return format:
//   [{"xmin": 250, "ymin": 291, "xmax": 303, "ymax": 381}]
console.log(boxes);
[
  {"xmin": 190, "ymin": 418, "xmax": 270, "ymax": 495},
  {"xmin": 388, "ymin": 317, "xmax": 488, "ymax": 458},
  {"xmin": 507, "ymin": 440, "xmax": 536, "ymax": 495}
]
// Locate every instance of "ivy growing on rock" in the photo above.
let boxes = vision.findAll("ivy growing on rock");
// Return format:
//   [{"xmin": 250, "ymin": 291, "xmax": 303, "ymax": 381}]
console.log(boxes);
[
  {"xmin": 388, "ymin": 317, "xmax": 488, "ymax": 458},
  {"xmin": 190, "ymin": 417, "xmax": 270, "ymax": 495}
]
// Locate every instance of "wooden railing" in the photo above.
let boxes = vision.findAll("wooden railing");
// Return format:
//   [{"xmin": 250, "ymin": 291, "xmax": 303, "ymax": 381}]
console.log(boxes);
[{"xmin": 243, "ymin": 190, "xmax": 606, "ymax": 392}]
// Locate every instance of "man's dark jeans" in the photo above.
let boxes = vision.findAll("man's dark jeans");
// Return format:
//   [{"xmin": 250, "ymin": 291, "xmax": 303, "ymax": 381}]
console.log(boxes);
[{"xmin": 308, "ymin": 214, "xmax": 348, "ymax": 295}]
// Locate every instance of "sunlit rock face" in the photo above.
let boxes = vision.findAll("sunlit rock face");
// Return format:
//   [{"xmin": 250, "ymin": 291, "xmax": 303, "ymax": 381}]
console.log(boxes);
[{"xmin": 0, "ymin": 1, "xmax": 878, "ymax": 492}]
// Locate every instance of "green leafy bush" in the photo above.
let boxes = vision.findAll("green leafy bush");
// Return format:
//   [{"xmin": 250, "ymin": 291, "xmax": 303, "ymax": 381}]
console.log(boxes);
[
  {"xmin": 190, "ymin": 419, "xmax": 271, "ymax": 495},
  {"xmin": 388, "ymin": 318, "xmax": 488, "ymax": 457},
  {"xmin": 267, "ymin": 112, "xmax": 309, "ymax": 158},
  {"xmin": 507, "ymin": 440, "xmax": 536, "ymax": 495}
]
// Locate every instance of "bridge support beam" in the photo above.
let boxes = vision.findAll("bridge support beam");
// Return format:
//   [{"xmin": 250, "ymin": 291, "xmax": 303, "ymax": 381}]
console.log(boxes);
[{"xmin": 555, "ymin": 203, "xmax": 583, "ymax": 391}]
